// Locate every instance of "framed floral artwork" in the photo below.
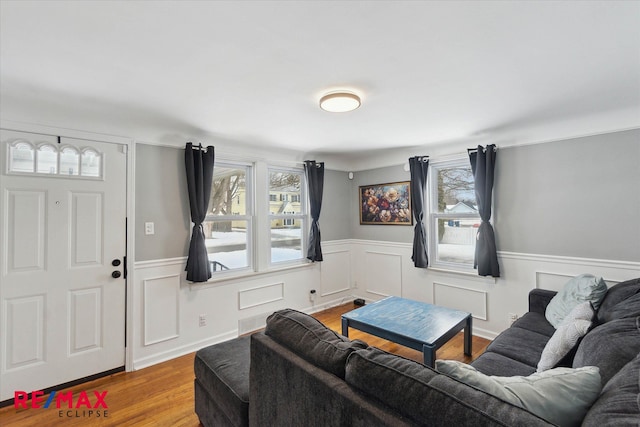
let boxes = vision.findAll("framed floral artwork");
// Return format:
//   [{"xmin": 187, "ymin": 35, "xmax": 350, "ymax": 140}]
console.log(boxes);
[{"xmin": 359, "ymin": 181, "xmax": 412, "ymax": 225}]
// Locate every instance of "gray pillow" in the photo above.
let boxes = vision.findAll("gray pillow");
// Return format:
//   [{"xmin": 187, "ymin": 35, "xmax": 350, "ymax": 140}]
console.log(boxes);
[
  {"xmin": 537, "ymin": 301, "xmax": 594, "ymax": 372},
  {"xmin": 545, "ymin": 274, "xmax": 607, "ymax": 328},
  {"xmin": 264, "ymin": 308, "xmax": 367, "ymax": 378},
  {"xmin": 437, "ymin": 360, "xmax": 601, "ymax": 427},
  {"xmin": 573, "ymin": 316, "xmax": 640, "ymax": 386}
]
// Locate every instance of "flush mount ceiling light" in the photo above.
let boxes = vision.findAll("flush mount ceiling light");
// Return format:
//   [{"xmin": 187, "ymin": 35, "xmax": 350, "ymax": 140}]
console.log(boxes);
[{"xmin": 319, "ymin": 91, "xmax": 361, "ymax": 112}]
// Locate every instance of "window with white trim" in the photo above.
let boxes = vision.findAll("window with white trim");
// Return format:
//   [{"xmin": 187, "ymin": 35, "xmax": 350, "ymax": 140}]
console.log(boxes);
[
  {"xmin": 203, "ymin": 162, "xmax": 253, "ymax": 273},
  {"xmin": 268, "ymin": 168, "xmax": 307, "ymax": 264},
  {"xmin": 428, "ymin": 158, "xmax": 479, "ymax": 270}
]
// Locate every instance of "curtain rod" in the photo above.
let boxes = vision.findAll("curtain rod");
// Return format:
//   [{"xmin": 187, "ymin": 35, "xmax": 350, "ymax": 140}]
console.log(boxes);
[
  {"xmin": 467, "ymin": 146, "xmax": 498, "ymax": 154},
  {"xmin": 187, "ymin": 142, "xmax": 211, "ymax": 152}
]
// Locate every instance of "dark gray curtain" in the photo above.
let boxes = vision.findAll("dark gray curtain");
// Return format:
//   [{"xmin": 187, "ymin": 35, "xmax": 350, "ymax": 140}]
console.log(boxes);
[
  {"xmin": 409, "ymin": 156, "xmax": 429, "ymax": 268},
  {"xmin": 185, "ymin": 142, "xmax": 215, "ymax": 282},
  {"xmin": 304, "ymin": 160, "xmax": 324, "ymax": 262},
  {"xmin": 468, "ymin": 145, "xmax": 500, "ymax": 277}
]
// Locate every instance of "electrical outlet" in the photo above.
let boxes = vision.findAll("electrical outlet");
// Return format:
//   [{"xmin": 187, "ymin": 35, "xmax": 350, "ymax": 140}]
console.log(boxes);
[
  {"xmin": 199, "ymin": 314, "xmax": 207, "ymax": 327},
  {"xmin": 309, "ymin": 289, "xmax": 316, "ymax": 303},
  {"xmin": 144, "ymin": 222, "xmax": 155, "ymax": 235},
  {"xmin": 508, "ymin": 313, "xmax": 518, "ymax": 326}
]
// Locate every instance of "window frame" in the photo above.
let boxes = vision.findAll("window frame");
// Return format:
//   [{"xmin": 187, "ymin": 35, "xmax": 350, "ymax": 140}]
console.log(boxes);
[
  {"xmin": 267, "ymin": 166, "xmax": 308, "ymax": 266},
  {"xmin": 426, "ymin": 157, "xmax": 480, "ymax": 272}
]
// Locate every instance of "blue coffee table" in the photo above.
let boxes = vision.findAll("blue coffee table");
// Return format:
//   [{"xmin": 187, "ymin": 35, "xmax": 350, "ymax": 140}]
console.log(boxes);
[{"xmin": 341, "ymin": 296, "xmax": 472, "ymax": 367}]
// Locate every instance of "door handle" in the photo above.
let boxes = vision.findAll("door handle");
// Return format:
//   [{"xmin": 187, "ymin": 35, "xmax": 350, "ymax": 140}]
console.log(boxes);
[{"xmin": 112, "ymin": 271, "xmax": 122, "ymax": 279}]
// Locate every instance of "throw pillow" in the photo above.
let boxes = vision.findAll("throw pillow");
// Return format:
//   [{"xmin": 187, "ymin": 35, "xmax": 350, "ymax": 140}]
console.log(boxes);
[
  {"xmin": 436, "ymin": 360, "xmax": 601, "ymax": 427},
  {"xmin": 537, "ymin": 301, "xmax": 594, "ymax": 372},
  {"xmin": 545, "ymin": 274, "xmax": 607, "ymax": 328}
]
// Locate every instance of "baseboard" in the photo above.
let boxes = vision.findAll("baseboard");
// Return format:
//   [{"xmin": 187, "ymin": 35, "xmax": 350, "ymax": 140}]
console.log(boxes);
[{"xmin": 132, "ymin": 330, "xmax": 238, "ymax": 371}]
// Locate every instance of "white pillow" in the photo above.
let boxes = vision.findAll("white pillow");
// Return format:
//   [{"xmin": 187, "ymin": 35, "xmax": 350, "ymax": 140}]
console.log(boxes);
[
  {"xmin": 537, "ymin": 301, "xmax": 594, "ymax": 372},
  {"xmin": 436, "ymin": 360, "xmax": 601, "ymax": 427},
  {"xmin": 545, "ymin": 274, "xmax": 607, "ymax": 328}
]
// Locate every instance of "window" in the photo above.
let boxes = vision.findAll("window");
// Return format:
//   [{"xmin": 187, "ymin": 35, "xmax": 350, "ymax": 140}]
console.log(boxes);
[
  {"xmin": 204, "ymin": 162, "xmax": 252, "ymax": 273},
  {"xmin": 8, "ymin": 141, "xmax": 103, "ymax": 178},
  {"xmin": 269, "ymin": 168, "xmax": 307, "ymax": 264},
  {"xmin": 428, "ymin": 158, "xmax": 479, "ymax": 270}
]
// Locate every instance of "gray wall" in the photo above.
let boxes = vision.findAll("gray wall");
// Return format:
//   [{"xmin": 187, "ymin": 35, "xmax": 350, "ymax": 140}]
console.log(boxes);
[
  {"xmin": 134, "ymin": 129, "xmax": 640, "ymax": 262},
  {"xmin": 135, "ymin": 144, "xmax": 191, "ymax": 261},
  {"xmin": 350, "ymin": 164, "xmax": 413, "ymax": 242},
  {"xmin": 495, "ymin": 129, "xmax": 640, "ymax": 261},
  {"xmin": 134, "ymin": 146, "xmax": 353, "ymax": 261},
  {"xmin": 321, "ymin": 170, "xmax": 352, "ymax": 241}
]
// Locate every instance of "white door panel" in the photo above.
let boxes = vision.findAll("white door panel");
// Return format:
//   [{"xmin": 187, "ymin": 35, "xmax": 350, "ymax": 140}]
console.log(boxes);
[{"xmin": 0, "ymin": 130, "xmax": 127, "ymax": 401}]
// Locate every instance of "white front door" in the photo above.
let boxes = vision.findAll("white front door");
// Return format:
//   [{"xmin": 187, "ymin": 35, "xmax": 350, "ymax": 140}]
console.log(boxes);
[{"xmin": 0, "ymin": 129, "xmax": 127, "ymax": 401}]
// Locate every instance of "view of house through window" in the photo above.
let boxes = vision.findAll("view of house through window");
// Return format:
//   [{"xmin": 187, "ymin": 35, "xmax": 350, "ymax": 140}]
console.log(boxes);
[
  {"xmin": 204, "ymin": 163, "xmax": 252, "ymax": 272},
  {"xmin": 429, "ymin": 159, "xmax": 479, "ymax": 269},
  {"xmin": 269, "ymin": 169, "xmax": 306, "ymax": 264},
  {"xmin": 202, "ymin": 163, "xmax": 307, "ymax": 276}
]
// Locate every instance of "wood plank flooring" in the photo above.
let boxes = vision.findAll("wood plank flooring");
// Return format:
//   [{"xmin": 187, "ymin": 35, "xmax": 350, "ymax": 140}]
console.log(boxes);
[{"xmin": 0, "ymin": 302, "xmax": 490, "ymax": 427}]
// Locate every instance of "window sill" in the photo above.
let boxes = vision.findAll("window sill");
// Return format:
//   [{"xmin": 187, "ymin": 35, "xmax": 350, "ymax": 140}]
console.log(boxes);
[
  {"xmin": 428, "ymin": 266, "xmax": 497, "ymax": 283},
  {"xmin": 188, "ymin": 260, "xmax": 315, "ymax": 289}
]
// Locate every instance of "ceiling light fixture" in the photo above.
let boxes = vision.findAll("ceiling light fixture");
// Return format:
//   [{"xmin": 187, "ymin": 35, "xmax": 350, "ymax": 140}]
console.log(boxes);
[{"xmin": 319, "ymin": 91, "xmax": 361, "ymax": 113}]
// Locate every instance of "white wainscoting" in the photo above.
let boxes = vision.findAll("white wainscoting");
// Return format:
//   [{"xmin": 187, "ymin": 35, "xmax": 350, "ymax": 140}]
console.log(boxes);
[
  {"xmin": 364, "ymin": 251, "xmax": 402, "ymax": 297},
  {"xmin": 238, "ymin": 282, "xmax": 284, "ymax": 310},
  {"xmin": 320, "ymin": 249, "xmax": 351, "ymax": 297},
  {"xmin": 130, "ymin": 240, "xmax": 354, "ymax": 370},
  {"xmin": 143, "ymin": 274, "xmax": 180, "ymax": 346},
  {"xmin": 433, "ymin": 282, "xmax": 487, "ymax": 320},
  {"xmin": 350, "ymin": 240, "xmax": 640, "ymax": 340},
  {"xmin": 129, "ymin": 240, "xmax": 640, "ymax": 369}
]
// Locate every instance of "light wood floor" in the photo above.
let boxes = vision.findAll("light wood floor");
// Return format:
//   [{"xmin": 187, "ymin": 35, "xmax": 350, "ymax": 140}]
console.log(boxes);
[{"xmin": 0, "ymin": 303, "xmax": 490, "ymax": 426}]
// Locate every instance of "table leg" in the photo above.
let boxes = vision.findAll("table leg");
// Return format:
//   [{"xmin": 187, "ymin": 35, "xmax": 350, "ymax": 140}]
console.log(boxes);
[
  {"xmin": 341, "ymin": 317, "xmax": 349, "ymax": 337},
  {"xmin": 422, "ymin": 343, "xmax": 436, "ymax": 368},
  {"xmin": 464, "ymin": 315, "xmax": 473, "ymax": 356}
]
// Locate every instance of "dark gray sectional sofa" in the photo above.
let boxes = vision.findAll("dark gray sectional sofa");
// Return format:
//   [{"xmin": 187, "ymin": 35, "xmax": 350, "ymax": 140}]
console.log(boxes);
[{"xmin": 195, "ymin": 277, "xmax": 640, "ymax": 426}]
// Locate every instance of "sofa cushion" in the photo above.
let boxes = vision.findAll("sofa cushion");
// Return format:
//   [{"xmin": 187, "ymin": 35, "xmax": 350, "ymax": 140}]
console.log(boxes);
[
  {"xmin": 483, "ymin": 327, "xmax": 550, "ymax": 367},
  {"xmin": 264, "ymin": 308, "xmax": 367, "ymax": 379},
  {"xmin": 471, "ymin": 351, "xmax": 537, "ymax": 377},
  {"xmin": 545, "ymin": 274, "xmax": 607, "ymax": 328},
  {"xmin": 346, "ymin": 347, "xmax": 553, "ymax": 426},
  {"xmin": 511, "ymin": 311, "xmax": 556, "ymax": 337},
  {"xmin": 596, "ymin": 277, "xmax": 640, "ymax": 324},
  {"xmin": 581, "ymin": 353, "xmax": 640, "ymax": 426},
  {"xmin": 573, "ymin": 316, "xmax": 640, "ymax": 386},
  {"xmin": 537, "ymin": 301, "xmax": 594, "ymax": 372},
  {"xmin": 437, "ymin": 360, "xmax": 602, "ymax": 427}
]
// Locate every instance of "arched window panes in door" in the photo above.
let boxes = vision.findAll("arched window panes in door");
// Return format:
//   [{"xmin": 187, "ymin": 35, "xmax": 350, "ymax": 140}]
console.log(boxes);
[{"xmin": 7, "ymin": 141, "xmax": 104, "ymax": 179}]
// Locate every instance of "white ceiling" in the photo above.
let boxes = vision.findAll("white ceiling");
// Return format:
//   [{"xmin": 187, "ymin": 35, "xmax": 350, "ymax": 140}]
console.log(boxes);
[{"xmin": 1, "ymin": 1, "xmax": 639, "ymax": 166}]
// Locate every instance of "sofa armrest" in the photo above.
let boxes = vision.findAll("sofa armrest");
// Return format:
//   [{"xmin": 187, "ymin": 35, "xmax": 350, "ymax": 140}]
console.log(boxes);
[{"xmin": 529, "ymin": 289, "xmax": 557, "ymax": 315}]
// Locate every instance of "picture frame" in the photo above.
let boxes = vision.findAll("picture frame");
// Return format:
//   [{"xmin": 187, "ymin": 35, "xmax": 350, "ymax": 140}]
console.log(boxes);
[{"xmin": 359, "ymin": 181, "xmax": 412, "ymax": 225}]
